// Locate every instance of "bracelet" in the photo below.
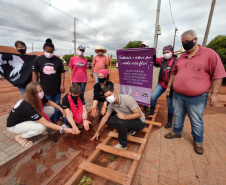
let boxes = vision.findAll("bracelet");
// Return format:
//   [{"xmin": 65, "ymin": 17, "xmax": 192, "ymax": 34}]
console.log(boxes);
[
  {"xmin": 83, "ymin": 118, "xmax": 87, "ymax": 121},
  {"xmin": 60, "ymin": 124, "xmax": 66, "ymax": 134}
]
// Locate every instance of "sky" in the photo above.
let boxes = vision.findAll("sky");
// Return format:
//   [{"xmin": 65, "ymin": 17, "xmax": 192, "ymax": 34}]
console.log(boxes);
[{"xmin": 0, "ymin": 0, "xmax": 225, "ymax": 57}]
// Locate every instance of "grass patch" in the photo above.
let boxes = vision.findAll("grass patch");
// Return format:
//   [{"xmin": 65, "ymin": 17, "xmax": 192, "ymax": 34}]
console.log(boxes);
[{"xmin": 64, "ymin": 66, "xmax": 69, "ymax": 70}]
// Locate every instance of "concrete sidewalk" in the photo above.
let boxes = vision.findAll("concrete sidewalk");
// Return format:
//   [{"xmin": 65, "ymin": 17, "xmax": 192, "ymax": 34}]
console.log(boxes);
[{"xmin": 134, "ymin": 113, "xmax": 226, "ymax": 185}]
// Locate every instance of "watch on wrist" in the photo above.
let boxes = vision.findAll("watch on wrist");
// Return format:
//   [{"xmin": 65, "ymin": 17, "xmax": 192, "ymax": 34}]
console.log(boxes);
[
  {"xmin": 60, "ymin": 124, "xmax": 66, "ymax": 134},
  {"xmin": 83, "ymin": 118, "xmax": 87, "ymax": 121}
]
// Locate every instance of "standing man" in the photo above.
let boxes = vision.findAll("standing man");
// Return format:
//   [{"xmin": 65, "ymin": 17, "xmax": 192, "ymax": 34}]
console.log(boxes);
[
  {"xmin": 91, "ymin": 46, "xmax": 110, "ymax": 83},
  {"xmin": 164, "ymin": 30, "xmax": 226, "ymax": 155},
  {"xmin": 90, "ymin": 85, "xmax": 145, "ymax": 150}
]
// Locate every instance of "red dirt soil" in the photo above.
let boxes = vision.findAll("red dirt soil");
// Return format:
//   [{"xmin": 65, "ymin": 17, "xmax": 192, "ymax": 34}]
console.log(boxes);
[{"xmin": 0, "ymin": 69, "xmax": 225, "ymax": 185}]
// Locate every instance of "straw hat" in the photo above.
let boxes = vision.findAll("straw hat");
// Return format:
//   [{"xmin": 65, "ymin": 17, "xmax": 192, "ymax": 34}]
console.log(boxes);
[{"xmin": 95, "ymin": 46, "xmax": 107, "ymax": 54}]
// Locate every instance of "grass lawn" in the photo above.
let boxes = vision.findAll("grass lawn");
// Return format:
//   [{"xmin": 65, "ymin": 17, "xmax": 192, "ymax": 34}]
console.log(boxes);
[{"xmin": 64, "ymin": 66, "xmax": 69, "ymax": 69}]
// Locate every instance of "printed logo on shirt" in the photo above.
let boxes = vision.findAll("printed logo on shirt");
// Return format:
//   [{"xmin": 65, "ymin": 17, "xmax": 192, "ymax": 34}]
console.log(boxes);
[
  {"xmin": 76, "ymin": 62, "xmax": 85, "ymax": 67},
  {"xmin": 13, "ymin": 99, "xmax": 23, "ymax": 109},
  {"xmin": 31, "ymin": 114, "xmax": 40, "ymax": 120},
  {"xmin": 43, "ymin": 66, "xmax": 56, "ymax": 75}
]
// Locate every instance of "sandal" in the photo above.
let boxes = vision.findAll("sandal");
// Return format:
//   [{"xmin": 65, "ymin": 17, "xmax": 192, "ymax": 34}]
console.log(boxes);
[
  {"xmin": 15, "ymin": 135, "xmax": 33, "ymax": 147},
  {"xmin": 41, "ymin": 131, "xmax": 48, "ymax": 135}
]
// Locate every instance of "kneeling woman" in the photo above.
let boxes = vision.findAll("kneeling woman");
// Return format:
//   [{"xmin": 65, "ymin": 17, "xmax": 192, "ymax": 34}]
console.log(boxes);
[{"xmin": 7, "ymin": 82, "xmax": 74, "ymax": 147}]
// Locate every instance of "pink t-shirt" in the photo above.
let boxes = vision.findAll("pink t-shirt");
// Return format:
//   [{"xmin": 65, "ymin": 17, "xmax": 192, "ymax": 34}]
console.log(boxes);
[
  {"xmin": 156, "ymin": 57, "xmax": 175, "ymax": 89},
  {"xmin": 93, "ymin": 55, "xmax": 108, "ymax": 73},
  {"xmin": 171, "ymin": 45, "xmax": 226, "ymax": 96},
  {"xmin": 68, "ymin": 56, "xmax": 88, "ymax": 82}
]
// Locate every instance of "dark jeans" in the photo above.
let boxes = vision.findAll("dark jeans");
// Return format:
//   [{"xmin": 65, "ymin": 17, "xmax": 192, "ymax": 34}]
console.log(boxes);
[
  {"xmin": 107, "ymin": 115, "xmax": 145, "ymax": 147},
  {"xmin": 45, "ymin": 93, "xmax": 61, "ymax": 122}
]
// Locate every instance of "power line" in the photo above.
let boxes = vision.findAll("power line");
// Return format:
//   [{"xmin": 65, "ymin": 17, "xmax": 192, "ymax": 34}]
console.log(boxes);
[{"xmin": 169, "ymin": 0, "xmax": 176, "ymax": 27}]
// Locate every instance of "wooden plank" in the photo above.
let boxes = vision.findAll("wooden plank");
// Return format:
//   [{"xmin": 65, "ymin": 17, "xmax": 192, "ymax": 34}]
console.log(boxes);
[
  {"xmin": 146, "ymin": 114, "xmax": 156, "ymax": 118},
  {"xmin": 108, "ymin": 131, "xmax": 147, "ymax": 144},
  {"xmin": 96, "ymin": 143, "xmax": 141, "ymax": 161},
  {"xmin": 79, "ymin": 161, "xmax": 129, "ymax": 185},
  {"xmin": 145, "ymin": 120, "xmax": 162, "ymax": 126},
  {"xmin": 140, "ymin": 127, "xmax": 151, "ymax": 133}
]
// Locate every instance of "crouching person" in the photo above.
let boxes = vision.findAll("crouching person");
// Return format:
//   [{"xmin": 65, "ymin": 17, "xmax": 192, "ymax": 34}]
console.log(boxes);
[
  {"xmin": 90, "ymin": 85, "xmax": 145, "ymax": 150},
  {"xmin": 7, "ymin": 82, "xmax": 74, "ymax": 147},
  {"xmin": 62, "ymin": 84, "xmax": 91, "ymax": 134}
]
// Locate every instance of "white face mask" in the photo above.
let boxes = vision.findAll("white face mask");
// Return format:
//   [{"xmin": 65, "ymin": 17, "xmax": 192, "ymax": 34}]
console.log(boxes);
[
  {"xmin": 163, "ymin": 52, "xmax": 172, "ymax": 60},
  {"xmin": 77, "ymin": 50, "xmax": 84, "ymax": 56},
  {"xmin": 106, "ymin": 94, "xmax": 116, "ymax": 103},
  {"xmin": 98, "ymin": 51, "xmax": 103, "ymax": 56},
  {"xmin": 37, "ymin": 91, "xmax": 44, "ymax": 99},
  {"xmin": 44, "ymin": 52, "xmax": 54, "ymax": 59}
]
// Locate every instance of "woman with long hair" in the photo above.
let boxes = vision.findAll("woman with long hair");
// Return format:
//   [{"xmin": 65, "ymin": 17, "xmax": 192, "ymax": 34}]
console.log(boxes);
[{"xmin": 7, "ymin": 82, "xmax": 74, "ymax": 147}]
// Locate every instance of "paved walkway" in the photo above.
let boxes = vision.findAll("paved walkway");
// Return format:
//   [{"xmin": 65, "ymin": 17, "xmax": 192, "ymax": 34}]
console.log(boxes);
[{"xmin": 134, "ymin": 113, "xmax": 226, "ymax": 185}]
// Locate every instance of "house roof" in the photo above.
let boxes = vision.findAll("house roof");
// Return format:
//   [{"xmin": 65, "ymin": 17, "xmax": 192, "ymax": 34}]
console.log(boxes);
[{"xmin": 0, "ymin": 46, "xmax": 19, "ymax": 54}]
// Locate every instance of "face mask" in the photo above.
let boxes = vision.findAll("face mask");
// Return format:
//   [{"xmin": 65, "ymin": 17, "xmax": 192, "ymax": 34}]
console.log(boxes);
[
  {"xmin": 98, "ymin": 78, "xmax": 106, "ymax": 83},
  {"xmin": 163, "ymin": 52, "xmax": 172, "ymax": 60},
  {"xmin": 106, "ymin": 94, "xmax": 116, "ymax": 103},
  {"xmin": 44, "ymin": 52, "xmax": 54, "ymax": 59},
  {"xmin": 37, "ymin": 91, "xmax": 44, "ymax": 99},
  {"xmin": 17, "ymin": 49, "xmax": 26, "ymax": 55},
  {"xmin": 182, "ymin": 39, "xmax": 196, "ymax": 51},
  {"xmin": 98, "ymin": 51, "xmax": 103, "ymax": 56},
  {"xmin": 77, "ymin": 50, "xmax": 84, "ymax": 56}
]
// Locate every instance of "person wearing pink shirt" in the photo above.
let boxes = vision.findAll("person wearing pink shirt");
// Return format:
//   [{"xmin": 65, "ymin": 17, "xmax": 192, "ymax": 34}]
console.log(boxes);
[
  {"xmin": 91, "ymin": 46, "xmax": 109, "ymax": 83},
  {"xmin": 145, "ymin": 45, "xmax": 178, "ymax": 129},
  {"xmin": 68, "ymin": 45, "xmax": 88, "ymax": 98},
  {"xmin": 165, "ymin": 30, "xmax": 226, "ymax": 155}
]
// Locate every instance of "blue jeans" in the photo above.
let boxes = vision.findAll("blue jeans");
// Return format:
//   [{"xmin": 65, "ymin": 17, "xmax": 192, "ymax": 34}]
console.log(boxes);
[
  {"xmin": 45, "ymin": 93, "xmax": 61, "ymax": 122},
  {"xmin": 72, "ymin": 82, "xmax": 86, "ymax": 98},
  {"xmin": 64, "ymin": 116, "xmax": 72, "ymax": 128},
  {"xmin": 173, "ymin": 91, "xmax": 208, "ymax": 143},
  {"xmin": 150, "ymin": 84, "xmax": 174, "ymax": 114},
  {"xmin": 18, "ymin": 87, "xmax": 25, "ymax": 95}
]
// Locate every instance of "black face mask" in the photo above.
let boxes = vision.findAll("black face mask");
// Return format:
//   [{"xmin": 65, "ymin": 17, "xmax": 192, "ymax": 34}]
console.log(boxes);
[
  {"xmin": 182, "ymin": 39, "xmax": 196, "ymax": 51},
  {"xmin": 17, "ymin": 49, "xmax": 26, "ymax": 55},
  {"xmin": 98, "ymin": 78, "xmax": 106, "ymax": 83},
  {"xmin": 71, "ymin": 95, "xmax": 78, "ymax": 102}
]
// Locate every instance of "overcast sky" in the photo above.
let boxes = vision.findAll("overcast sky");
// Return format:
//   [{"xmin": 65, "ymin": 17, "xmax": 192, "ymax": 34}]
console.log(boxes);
[{"xmin": 0, "ymin": 0, "xmax": 225, "ymax": 57}]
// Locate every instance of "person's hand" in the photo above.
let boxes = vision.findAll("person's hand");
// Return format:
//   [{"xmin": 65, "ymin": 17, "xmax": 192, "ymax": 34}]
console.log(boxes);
[
  {"xmin": 208, "ymin": 94, "xmax": 218, "ymax": 106},
  {"xmin": 90, "ymin": 73, "xmax": 93, "ymax": 78},
  {"xmin": 83, "ymin": 120, "xmax": 91, "ymax": 131},
  {"xmin": 72, "ymin": 126, "xmax": 81, "ymax": 135},
  {"xmin": 90, "ymin": 132, "xmax": 99, "ymax": 141},
  {"xmin": 60, "ymin": 85, "xmax": 65, "ymax": 93},
  {"xmin": 101, "ymin": 105, "xmax": 107, "ymax": 116},
  {"xmin": 166, "ymin": 87, "xmax": 171, "ymax": 96},
  {"xmin": 91, "ymin": 107, "xmax": 98, "ymax": 117},
  {"xmin": 64, "ymin": 128, "xmax": 74, "ymax": 134},
  {"xmin": 116, "ymin": 113, "xmax": 127, "ymax": 120},
  {"xmin": 60, "ymin": 108, "xmax": 65, "ymax": 118}
]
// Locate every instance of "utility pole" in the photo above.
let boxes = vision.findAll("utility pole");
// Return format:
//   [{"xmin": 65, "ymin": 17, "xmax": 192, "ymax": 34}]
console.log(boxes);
[
  {"xmin": 32, "ymin": 43, "xmax": 33, "ymax": 54},
  {"xmin": 153, "ymin": 0, "xmax": 161, "ymax": 48},
  {"xmin": 173, "ymin": 27, "xmax": 178, "ymax": 51},
  {"xmin": 74, "ymin": 18, "xmax": 76, "ymax": 56},
  {"xmin": 203, "ymin": 0, "xmax": 216, "ymax": 47}
]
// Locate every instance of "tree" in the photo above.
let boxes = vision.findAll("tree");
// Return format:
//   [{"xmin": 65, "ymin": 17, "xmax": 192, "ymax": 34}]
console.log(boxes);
[
  {"xmin": 207, "ymin": 35, "xmax": 226, "ymax": 84},
  {"xmin": 63, "ymin": 54, "xmax": 74, "ymax": 65},
  {"xmin": 123, "ymin": 41, "xmax": 143, "ymax": 49}
]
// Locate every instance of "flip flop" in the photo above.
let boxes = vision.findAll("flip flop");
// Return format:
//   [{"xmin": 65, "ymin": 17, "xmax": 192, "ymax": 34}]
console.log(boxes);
[
  {"xmin": 41, "ymin": 131, "xmax": 48, "ymax": 135},
  {"xmin": 15, "ymin": 136, "xmax": 33, "ymax": 147},
  {"xmin": 24, "ymin": 140, "xmax": 33, "ymax": 147}
]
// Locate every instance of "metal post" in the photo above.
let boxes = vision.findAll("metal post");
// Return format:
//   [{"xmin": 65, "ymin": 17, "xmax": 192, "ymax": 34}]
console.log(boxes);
[
  {"xmin": 153, "ymin": 0, "xmax": 161, "ymax": 48},
  {"xmin": 173, "ymin": 27, "xmax": 178, "ymax": 51},
  {"xmin": 74, "ymin": 18, "xmax": 76, "ymax": 55},
  {"xmin": 202, "ymin": 0, "xmax": 216, "ymax": 47}
]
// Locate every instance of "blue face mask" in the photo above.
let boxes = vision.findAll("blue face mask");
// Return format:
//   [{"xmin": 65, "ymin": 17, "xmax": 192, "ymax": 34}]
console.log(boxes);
[{"xmin": 182, "ymin": 39, "xmax": 196, "ymax": 51}]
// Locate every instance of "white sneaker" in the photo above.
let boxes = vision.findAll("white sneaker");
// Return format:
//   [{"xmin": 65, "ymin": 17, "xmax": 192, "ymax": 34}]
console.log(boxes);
[
  {"xmin": 114, "ymin": 143, "xmax": 127, "ymax": 150},
  {"xmin": 127, "ymin": 131, "xmax": 136, "ymax": 136}
]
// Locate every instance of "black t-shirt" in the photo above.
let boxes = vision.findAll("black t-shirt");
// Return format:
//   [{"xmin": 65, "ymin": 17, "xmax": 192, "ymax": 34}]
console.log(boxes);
[
  {"xmin": 62, "ymin": 93, "xmax": 85, "ymax": 109},
  {"xmin": 93, "ymin": 81, "xmax": 114, "ymax": 102},
  {"xmin": 7, "ymin": 96, "xmax": 49, "ymax": 127},
  {"xmin": 32, "ymin": 55, "xmax": 65, "ymax": 95}
]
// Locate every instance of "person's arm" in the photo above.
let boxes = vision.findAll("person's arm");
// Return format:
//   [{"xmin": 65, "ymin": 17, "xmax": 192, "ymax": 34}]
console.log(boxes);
[
  {"xmin": 116, "ymin": 107, "xmax": 141, "ymax": 120},
  {"xmin": 91, "ymin": 100, "xmax": 98, "ymax": 117},
  {"xmin": 60, "ymin": 73, "xmax": 65, "ymax": 93},
  {"xmin": 165, "ymin": 75, "xmax": 175, "ymax": 96},
  {"xmin": 208, "ymin": 78, "xmax": 223, "ymax": 106},
  {"xmin": 69, "ymin": 67, "xmax": 73, "ymax": 84},
  {"xmin": 32, "ymin": 72, "xmax": 38, "ymax": 82},
  {"xmin": 64, "ymin": 108, "xmax": 81, "ymax": 134},
  {"xmin": 90, "ymin": 112, "xmax": 111, "ymax": 141},
  {"xmin": 36, "ymin": 117, "xmax": 73, "ymax": 134},
  {"xmin": 101, "ymin": 101, "xmax": 108, "ymax": 116},
  {"xmin": 45, "ymin": 100, "xmax": 65, "ymax": 118},
  {"xmin": 82, "ymin": 105, "xmax": 91, "ymax": 130}
]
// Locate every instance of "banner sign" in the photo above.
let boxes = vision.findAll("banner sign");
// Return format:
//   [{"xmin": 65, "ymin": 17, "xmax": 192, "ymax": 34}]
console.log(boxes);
[
  {"xmin": 116, "ymin": 48, "xmax": 154, "ymax": 106},
  {"xmin": 0, "ymin": 52, "xmax": 36, "ymax": 88}
]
